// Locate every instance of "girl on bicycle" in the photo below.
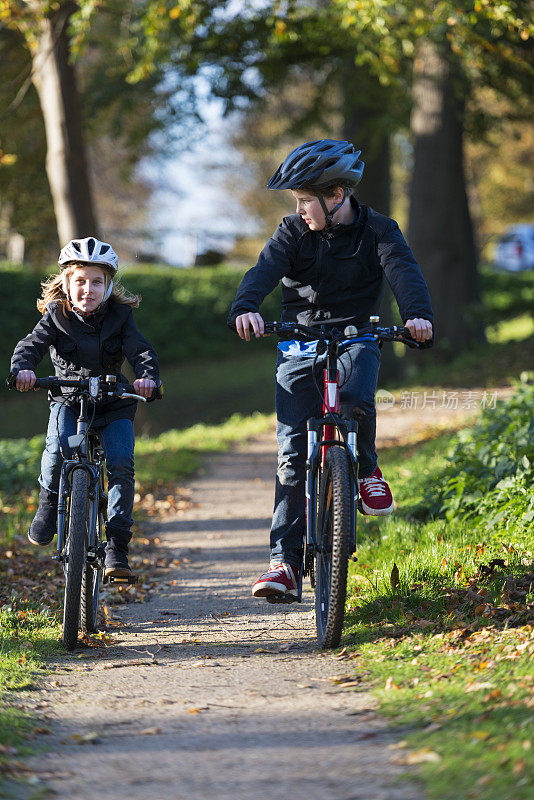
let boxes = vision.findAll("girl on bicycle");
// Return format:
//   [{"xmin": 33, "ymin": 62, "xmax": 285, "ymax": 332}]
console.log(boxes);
[
  {"xmin": 227, "ymin": 139, "xmax": 433, "ymax": 600},
  {"xmin": 10, "ymin": 237, "xmax": 160, "ymax": 580}
]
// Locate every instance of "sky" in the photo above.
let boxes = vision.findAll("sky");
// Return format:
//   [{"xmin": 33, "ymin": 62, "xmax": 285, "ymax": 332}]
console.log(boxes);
[{"xmin": 143, "ymin": 97, "xmax": 258, "ymax": 267}]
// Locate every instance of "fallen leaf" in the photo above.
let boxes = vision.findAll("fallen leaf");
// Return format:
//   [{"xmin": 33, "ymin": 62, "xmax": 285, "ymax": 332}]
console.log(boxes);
[
  {"xmin": 140, "ymin": 726, "xmax": 162, "ymax": 735},
  {"xmin": 395, "ymin": 748, "xmax": 442, "ymax": 764},
  {"xmin": 71, "ymin": 731, "xmax": 101, "ymax": 744},
  {"xmin": 484, "ymin": 689, "xmax": 503, "ymax": 702},
  {"xmin": 471, "ymin": 730, "xmax": 491, "ymax": 741},
  {"xmin": 329, "ymin": 675, "xmax": 353, "ymax": 684},
  {"xmin": 513, "ymin": 758, "xmax": 526, "ymax": 775}
]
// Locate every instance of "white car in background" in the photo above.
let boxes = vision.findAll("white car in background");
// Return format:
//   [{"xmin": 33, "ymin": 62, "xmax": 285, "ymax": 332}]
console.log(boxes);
[{"xmin": 493, "ymin": 224, "xmax": 534, "ymax": 271}]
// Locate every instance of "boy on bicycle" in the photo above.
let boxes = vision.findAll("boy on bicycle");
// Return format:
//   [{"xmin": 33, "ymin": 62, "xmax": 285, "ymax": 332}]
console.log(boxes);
[
  {"xmin": 227, "ymin": 140, "xmax": 433, "ymax": 600},
  {"xmin": 10, "ymin": 237, "xmax": 159, "ymax": 580}
]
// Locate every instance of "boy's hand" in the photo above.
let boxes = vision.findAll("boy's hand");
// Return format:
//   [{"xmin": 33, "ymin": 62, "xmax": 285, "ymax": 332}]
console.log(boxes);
[
  {"xmin": 15, "ymin": 370, "xmax": 37, "ymax": 391},
  {"xmin": 133, "ymin": 378, "xmax": 156, "ymax": 398},
  {"xmin": 236, "ymin": 312, "xmax": 265, "ymax": 341},
  {"xmin": 405, "ymin": 318, "xmax": 433, "ymax": 342}
]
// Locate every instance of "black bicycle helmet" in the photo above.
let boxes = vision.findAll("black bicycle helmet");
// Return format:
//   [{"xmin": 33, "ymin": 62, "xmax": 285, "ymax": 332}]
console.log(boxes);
[{"xmin": 267, "ymin": 140, "xmax": 364, "ymax": 191}]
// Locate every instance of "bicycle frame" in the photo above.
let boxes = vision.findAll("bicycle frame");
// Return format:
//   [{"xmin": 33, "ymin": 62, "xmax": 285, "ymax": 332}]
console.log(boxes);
[{"xmin": 303, "ymin": 340, "xmax": 359, "ymax": 591}]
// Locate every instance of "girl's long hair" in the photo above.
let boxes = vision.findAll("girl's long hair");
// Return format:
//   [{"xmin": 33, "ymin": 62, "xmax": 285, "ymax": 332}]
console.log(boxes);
[{"xmin": 37, "ymin": 265, "xmax": 140, "ymax": 314}]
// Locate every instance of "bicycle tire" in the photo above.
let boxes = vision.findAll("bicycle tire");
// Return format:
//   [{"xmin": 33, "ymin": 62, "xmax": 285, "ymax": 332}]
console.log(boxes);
[
  {"xmin": 80, "ymin": 561, "xmax": 100, "ymax": 634},
  {"xmin": 62, "ymin": 469, "xmax": 88, "ymax": 650},
  {"xmin": 314, "ymin": 445, "xmax": 352, "ymax": 649}
]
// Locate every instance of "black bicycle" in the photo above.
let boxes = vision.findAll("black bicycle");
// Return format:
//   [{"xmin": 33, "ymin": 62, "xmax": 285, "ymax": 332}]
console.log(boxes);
[
  {"xmin": 6, "ymin": 373, "xmax": 161, "ymax": 650},
  {"xmin": 263, "ymin": 316, "xmax": 423, "ymax": 648}
]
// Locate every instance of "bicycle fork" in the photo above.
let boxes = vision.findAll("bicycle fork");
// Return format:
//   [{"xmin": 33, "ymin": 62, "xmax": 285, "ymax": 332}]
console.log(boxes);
[
  {"xmin": 56, "ymin": 461, "xmax": 102, "ymax": 565},
  {"xmin": 303, "ymin": 417, "xmax": 359, "ymax": 595}
]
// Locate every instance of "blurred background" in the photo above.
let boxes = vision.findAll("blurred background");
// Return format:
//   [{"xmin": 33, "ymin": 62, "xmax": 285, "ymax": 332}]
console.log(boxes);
[{"xmin": 1, "ymin": 0, "xmax": 533, "ymax": 439}]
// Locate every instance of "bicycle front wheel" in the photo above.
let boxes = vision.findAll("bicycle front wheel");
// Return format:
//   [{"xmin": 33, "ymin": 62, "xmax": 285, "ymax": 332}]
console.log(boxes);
[
  {"xmin": 80, "ymin": 564, "xmax": 100, "ymax": 634},
  {"xmin": 62, "ymin": 469, "xmax": 88, "ymax": 650},
  {"xmin": 314, "ymin": 445, "xmax": 352, "ymax": 649},
  {"xmin": 80, "ymin": 498, "xmax": 103, "ymax": 634}
]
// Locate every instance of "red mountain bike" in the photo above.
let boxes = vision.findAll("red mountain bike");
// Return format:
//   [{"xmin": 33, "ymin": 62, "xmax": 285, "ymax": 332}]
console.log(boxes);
[{"xmin": 264, "ymin": 316, "xmax": 422, "ymax": 648}]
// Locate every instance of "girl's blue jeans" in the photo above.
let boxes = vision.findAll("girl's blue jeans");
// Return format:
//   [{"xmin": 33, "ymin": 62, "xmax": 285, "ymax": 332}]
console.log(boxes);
[
  {"xmin": 39, "ymin": 402, "xmax": 135, "ymax": 534},
  {"xmin": 270, "ymin": 340, "xmax": 380, "ymax": 568}
]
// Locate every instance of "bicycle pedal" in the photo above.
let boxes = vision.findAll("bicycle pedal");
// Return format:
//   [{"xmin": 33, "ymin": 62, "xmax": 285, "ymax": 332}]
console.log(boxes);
[
  {"xmin": 266, "ymin": 593, "xmax": 299, "ymax": 605},
  {"xmin": 103, "ymin": 574, "xmax": 139, "ymax": 585}
]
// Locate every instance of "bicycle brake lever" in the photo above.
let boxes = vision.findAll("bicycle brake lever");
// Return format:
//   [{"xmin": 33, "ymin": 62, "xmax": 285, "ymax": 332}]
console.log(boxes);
[
  {"xmin": 118, "ymin": 392, "xmax": 148, "ymax": 403},
  {"xmin": 396, "ymin": 335, "xmax": 421, "ymax": 349}
]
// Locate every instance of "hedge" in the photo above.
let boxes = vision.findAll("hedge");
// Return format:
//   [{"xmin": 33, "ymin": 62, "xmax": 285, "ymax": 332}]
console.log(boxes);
[{"xmin": 1, "ymin": 263, "xmax": 281, "ymax": 368}]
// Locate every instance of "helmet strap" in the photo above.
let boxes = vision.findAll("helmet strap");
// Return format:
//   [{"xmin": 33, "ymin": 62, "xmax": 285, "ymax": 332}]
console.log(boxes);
[
  {"xmin": 61, "ymin": 271, "xmax": 71, "ymax": 301},
  {"xmin": 316, "ymin": 189, "xmax": 349, "ymax": 229},
  {"xmin": 102, "ymin": 276, "xmax": 113, "ymax": 303}
]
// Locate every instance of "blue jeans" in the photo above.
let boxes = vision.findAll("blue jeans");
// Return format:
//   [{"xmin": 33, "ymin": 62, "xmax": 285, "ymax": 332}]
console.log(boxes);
[
  {"xmin": 40, "ymin": 402, "xmax": 135, "ymax": 534},
  {"xmin": 270, "ymin": 340, "xmax": 380, "ymax": 567}
]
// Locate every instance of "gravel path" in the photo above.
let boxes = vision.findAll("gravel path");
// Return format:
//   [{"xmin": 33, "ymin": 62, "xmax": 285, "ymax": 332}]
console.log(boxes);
[{"xmin": 10, "ymin": 389, "xmax": 511, "ymax": 799}]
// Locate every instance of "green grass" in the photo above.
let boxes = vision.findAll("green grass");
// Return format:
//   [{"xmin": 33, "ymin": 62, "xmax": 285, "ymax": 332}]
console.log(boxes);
[
  {"xmin": 395, "ymin": 333, "xmax": 534, "ymax": 389},
  {"xmin": 341, "ymin": 387, "xmax": 534, "ymax": 800},
  {"xmin": 0, "ymin": 600, "xmax": 62, "ymax": 778},
  {"xmin": 134, "ymin": 411, "xmax": 275, "ymax": 485},
  {"xmin": 487, "ymin": 314, "xmax": 534, "ymax": 344},
  {"xmin": 0, "ymin": 349, "xmax": 277, "ymax": 439}
]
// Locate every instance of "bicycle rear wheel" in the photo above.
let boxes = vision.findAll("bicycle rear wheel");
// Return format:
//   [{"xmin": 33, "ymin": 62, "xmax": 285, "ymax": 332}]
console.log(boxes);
[
  {"xmin": 62, "ymin": 469, "xmax": 88, "ymax": 650},
  {"xmin": 314, "ymin": 445, "xmax": 352, "ymax": 649}
]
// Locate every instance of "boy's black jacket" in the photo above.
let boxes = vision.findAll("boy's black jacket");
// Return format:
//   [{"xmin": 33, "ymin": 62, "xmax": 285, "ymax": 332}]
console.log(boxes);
[
  {"xmin": 11, "ymin": 300, "xmax": 159, "ymax": 425},
  {"xmin": 228, "ymin": 200, "xmax": 434, "ymax": 331}
]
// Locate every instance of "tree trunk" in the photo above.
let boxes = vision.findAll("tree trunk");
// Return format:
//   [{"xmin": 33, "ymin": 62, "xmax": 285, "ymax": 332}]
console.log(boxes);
[
  {"xmin": 30, "ymin": 2, "xmax": 98, "ymax": 245},
  {"xmin": 408, "ymin": 39, "xmax": 483, "ymax": 350},
  {"xmin": 342, "ymin": 69, "xmax": 404, "ymax": 382},
  {"xmin": 342, "ymin": 72, "xmax": 391, "ymax": 215}
]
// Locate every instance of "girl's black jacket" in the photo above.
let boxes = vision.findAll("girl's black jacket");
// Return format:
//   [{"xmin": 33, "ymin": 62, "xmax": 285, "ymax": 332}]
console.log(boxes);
[
  {"xmin": 228, "ymin": 199, "xmax": 434, "ymax": 331},
  {"xmin": 10, "ymin": 300, "xmax": 159, "ymax": 425}
]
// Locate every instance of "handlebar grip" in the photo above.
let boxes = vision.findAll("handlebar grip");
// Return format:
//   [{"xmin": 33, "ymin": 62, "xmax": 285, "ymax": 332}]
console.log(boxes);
[
  {"xmin": 34, "ymin": 377, "xmax": 59, "ymax": 390},
  {"xmin": 6, "ymin": 375, "xmax": 59, "ymax": 390}
]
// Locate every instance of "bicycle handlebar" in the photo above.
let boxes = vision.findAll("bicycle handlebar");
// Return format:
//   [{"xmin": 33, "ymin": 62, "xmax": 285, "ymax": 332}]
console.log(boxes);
[
  {"xmin": 263, "ymin": 320, "xmax": 426, "ymax": 349},
  {"xmin": 5, "ymin": 373, "xmax": 164, "ymax": 402}
]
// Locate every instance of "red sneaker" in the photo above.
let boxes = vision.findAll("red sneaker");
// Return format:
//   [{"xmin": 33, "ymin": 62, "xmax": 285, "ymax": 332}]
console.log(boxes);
[
  {"xmin": 358, "ymin": 466, "xmax": 394, "ymax": 515},
  {"xmin": 252, "ymin": 563, "xmax": 299, "ymax": 598}
]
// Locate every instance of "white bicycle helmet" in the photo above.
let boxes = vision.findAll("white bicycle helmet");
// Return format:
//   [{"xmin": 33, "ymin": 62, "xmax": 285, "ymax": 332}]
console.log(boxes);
[{"xmin": 58, "ymin": 237, "xmax": 118, "ymax": 304}]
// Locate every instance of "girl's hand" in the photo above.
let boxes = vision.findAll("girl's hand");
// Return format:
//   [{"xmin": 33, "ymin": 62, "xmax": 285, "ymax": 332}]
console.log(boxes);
[
  {"xmin": 15, "ymin": 370, "xmax": 37, "ymax": 391},
  {"xmin": 133, "ymin": 378, "xmax": 156, "ymax": 398},
  {"xmin": 405, "ymin": 318, "xmax": 433, "ymax": 342},
  {"xmin": 236, "ymin": 312, "xmax": 265, "ymax": 341}
]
